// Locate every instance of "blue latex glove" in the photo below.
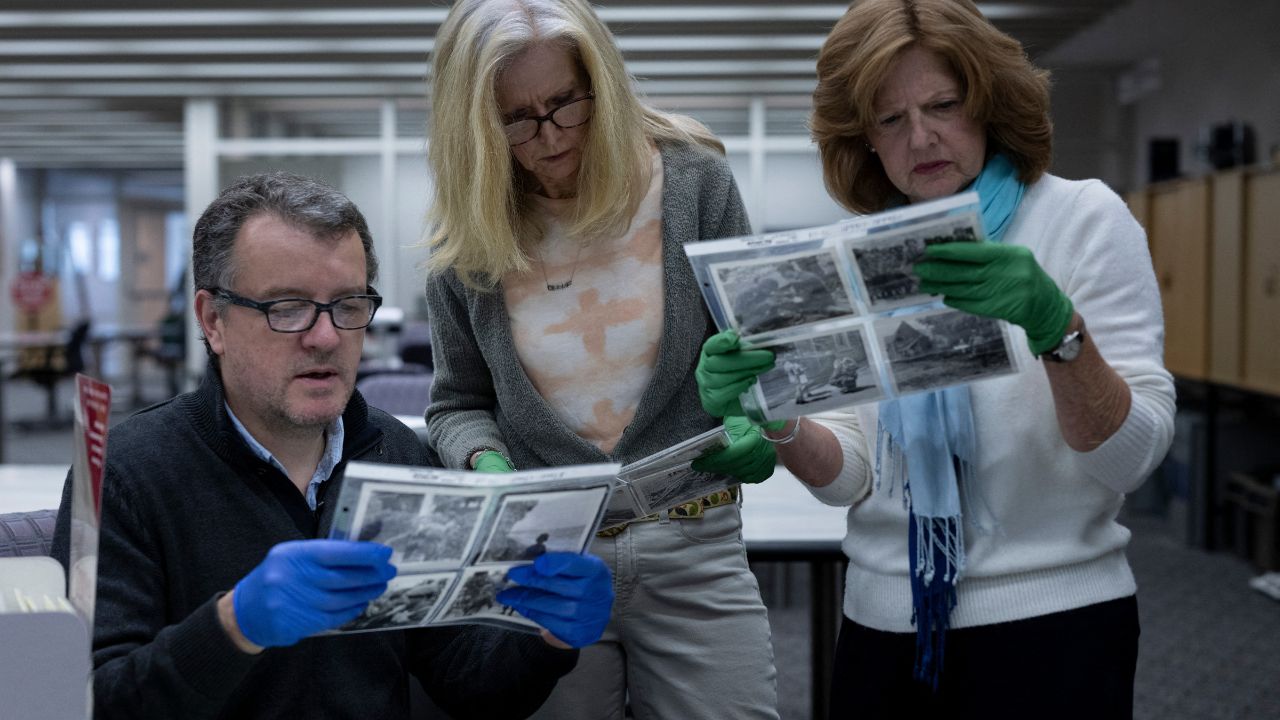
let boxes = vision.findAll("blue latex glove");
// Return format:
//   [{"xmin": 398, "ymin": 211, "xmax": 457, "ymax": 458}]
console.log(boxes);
[
  {"xmin": 233, "ymin": 539, "xmax": 397, "ymax": 648},
  {"xmin": 497, "ymin": 552, "xmax": 614, "ymax": 648},
  {"xmin": 690, "ymin": 415, "xmax": 777, "ymax": 484}
]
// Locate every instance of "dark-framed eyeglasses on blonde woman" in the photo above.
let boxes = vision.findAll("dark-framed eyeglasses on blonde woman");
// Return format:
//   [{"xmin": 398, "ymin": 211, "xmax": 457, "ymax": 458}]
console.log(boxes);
[{"xmin": 503, "ymin": 94, "xmax": 594, "ymax": 146}]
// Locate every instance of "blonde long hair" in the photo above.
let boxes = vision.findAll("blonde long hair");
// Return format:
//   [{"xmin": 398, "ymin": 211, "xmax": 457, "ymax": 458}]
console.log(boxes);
[{"xmin": 427, "ymin": 0, "xmax": 723, "ymax": 287}]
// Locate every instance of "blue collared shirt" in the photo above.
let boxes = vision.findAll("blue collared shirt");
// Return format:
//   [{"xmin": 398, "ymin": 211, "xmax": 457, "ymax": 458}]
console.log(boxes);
[{"xmin": 225, "ymin": 403, "xmax": 344, "ymax": 511}]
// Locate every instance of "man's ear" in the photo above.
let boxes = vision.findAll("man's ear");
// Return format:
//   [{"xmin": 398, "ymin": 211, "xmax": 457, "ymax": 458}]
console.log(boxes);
[{"xmin": 195, "ymin": 289, "xmax": 226, "ymax": 357}]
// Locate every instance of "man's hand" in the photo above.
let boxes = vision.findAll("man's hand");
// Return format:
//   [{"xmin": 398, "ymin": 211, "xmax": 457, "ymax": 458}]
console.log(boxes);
[
  {"xmin": 914, "ymin": 242, "xmax": 1074, "ymax": 356},
  {"xmin": 228, "ymin": 540, "xmax": 396, "ymax": 650},
  {"xmin": 497, "ymin": 552, "xmax": 613, "ymax": 649},
  {"xmin": 696, "ymin": 329, "xmax": 776, "ymax": 418},
  {"xmin": 691, "ymin": 415, "xmax": 777, "ymax": 484}
]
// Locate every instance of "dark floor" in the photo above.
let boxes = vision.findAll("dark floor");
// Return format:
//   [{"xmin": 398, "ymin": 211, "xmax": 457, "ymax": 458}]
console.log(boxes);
[{"xmin": 4, "ymin": 375, "xmax": 1279, "ymax": 719}]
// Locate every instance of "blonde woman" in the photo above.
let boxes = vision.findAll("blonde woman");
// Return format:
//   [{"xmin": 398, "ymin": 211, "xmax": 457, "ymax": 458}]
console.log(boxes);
[{"xmin": 423, "ymin": 1, "xmax": 780, "ymax": 718}]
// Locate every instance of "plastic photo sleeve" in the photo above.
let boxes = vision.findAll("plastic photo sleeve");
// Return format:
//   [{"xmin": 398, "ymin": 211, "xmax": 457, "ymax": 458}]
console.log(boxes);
[
  {"xmin": 844, "ymin": 210, "xmax": 982, "ymax": 314},
  {"xmin": 349, "ymin": 482, "xmax": 490, "ymax": 573},
  {"xmin": 873, "ymin": 307, "xmax": 1020, "ymax": 397},
  {"xmin": 435, "ymin": 565, "xmax": 541, "ymax": 631},
  {"xmin": 738, "ymin": 321, "xmax": 885, "ymax": 423},
  {"xmin": 707, "ymin": 247, "xmax": 859, "ymax": 339},
  {"xmin": 325, "ymin": 461, "xmax": 617, "ymax": 635},
  {"xmin": 475, "ymin": 487, "xmax": 609, "ymax": 564}
]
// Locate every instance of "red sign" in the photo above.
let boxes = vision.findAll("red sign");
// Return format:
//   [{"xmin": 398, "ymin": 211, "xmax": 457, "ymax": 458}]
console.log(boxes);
[
  {"xmin": 10, "ymin": 271, "xmax": 54, "ymax": 314},
  {"xmin": 76, "ymin": 375, "xmax": 112, "ymax": 517}
]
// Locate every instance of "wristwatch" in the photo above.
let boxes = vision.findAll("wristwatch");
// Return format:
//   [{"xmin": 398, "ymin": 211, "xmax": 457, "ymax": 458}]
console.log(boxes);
[{"xmin": 1041, "ymin": 318, "xmax": 1086, "ymax": 363}]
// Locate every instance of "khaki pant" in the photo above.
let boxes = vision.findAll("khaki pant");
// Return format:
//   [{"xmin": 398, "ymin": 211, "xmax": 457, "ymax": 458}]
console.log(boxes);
[{"xmin": 528, "ymin": 503, "xmax": 780, "ymax": 720}]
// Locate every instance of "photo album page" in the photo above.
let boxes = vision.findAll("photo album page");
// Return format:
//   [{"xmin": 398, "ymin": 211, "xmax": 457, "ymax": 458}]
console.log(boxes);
[
  {"xmin": 684, "ymin": 192, "xmax": 1021, "ymax": 423},
  {"xmin": 326, "ymin": 461, "xmax": 617, "ymax": 636}
]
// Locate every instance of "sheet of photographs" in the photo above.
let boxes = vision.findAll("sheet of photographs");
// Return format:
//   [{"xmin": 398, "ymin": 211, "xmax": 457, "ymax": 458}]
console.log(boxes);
[
  {"xmin": 600, "ymin": 426, "xmax": 733, "ymax": 530},
  {"xmin": 685, "ymin": 192, "xmax": 1022, "ymax": 423},
  {"xmin": 327, "ymin": 461, "xmax": 618, "ymax": 636}
]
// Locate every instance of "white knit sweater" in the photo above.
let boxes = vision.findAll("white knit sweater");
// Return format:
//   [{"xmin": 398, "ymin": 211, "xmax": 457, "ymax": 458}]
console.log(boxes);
[{"xmin": 808, "ymin": 173, "xmax": 1176, "ymax": 632}]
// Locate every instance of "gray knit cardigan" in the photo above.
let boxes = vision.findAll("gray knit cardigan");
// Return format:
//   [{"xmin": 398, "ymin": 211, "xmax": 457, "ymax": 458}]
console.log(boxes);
[{"xmin": 425, "ymin": 140, "xmax": 751, "ymax": 469}]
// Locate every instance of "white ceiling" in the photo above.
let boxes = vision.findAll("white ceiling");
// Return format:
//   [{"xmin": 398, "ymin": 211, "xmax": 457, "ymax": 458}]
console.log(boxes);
[{"xmin": 0, "ymin": 1, "xmax": 1131, "ymax": 168}]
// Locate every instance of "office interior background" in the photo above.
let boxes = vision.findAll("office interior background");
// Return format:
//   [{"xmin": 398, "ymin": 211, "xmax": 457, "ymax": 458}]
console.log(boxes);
[{"xmin": 1, "ymin": 1, "xmax": 1278, "ymax": 718}]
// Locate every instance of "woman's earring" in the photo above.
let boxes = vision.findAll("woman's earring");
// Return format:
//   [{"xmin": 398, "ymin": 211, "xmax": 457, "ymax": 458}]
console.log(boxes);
[{"xmin": 866, "ymin": 144, "xmax": 877, "ymax": 154}]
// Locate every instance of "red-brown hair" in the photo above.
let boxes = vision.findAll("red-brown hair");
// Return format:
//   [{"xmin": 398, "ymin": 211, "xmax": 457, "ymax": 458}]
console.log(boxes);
[{"xmin": 811, "ymin": 0, "xmax": 1053, "ymax": 213}]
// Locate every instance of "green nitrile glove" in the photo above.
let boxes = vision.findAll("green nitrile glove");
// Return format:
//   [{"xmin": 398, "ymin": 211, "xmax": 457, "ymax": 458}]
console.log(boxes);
[
  {"xmin": 696, "ymin": 329, "xmax": 776, "ymax": 418},
  {"xmin": 690, "ymin": 416, "xmax": 777, "ymax": 485},
  {"xmin": 914, "ymin": 242, "xmax": 1074, "ymax": 356},
  {"xmin": 473, "ymin": 450, "xmax": 514, "ymax": 473}
]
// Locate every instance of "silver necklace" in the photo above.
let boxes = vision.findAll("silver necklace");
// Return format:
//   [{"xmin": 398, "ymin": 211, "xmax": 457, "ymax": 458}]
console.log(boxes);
[{"xmin": 535, "ymin": 241, "xmax": 586, "ymax": 292}]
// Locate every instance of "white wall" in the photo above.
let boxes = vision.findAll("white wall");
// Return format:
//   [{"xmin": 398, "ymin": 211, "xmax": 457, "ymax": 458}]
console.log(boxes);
[
  {"xmin": 1046, "ymin": 0, "xmax": 1280, "ymax": 190},
  {"xmin": 733, "ymin": 150, "xmax": 852, "ymax": 232},
  {"xmin": 218, "ymin": 154, "xmax": 430, "ymax": 318}
]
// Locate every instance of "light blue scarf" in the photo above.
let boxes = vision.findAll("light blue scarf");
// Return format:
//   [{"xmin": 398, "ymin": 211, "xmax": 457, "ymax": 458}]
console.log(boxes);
[{"xmin": 876, "ymin": 152, "xmax": 1024, "ymax": 689}]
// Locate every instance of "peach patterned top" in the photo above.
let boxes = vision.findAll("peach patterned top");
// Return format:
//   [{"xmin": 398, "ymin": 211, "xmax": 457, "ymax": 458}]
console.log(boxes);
[{"xmin": 503, "ymin": 151, "xmax": 665, "ymax": 453}]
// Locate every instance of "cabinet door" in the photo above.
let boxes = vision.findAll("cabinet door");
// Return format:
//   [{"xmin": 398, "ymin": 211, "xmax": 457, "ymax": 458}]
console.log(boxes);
[
  {"xmin": 1244, "ymin": 172, "xmax": 1280, "ymax": 394},
  {"xmin": 1123, "ymin": 189, "xmax": 1151, "ymax": 246},
  {"xmin": 1209, "ymin": 171, "xmax": 1245, "ymax": 385},
  {"xmin": 1150, "ymin": 180, "xmax": 1210, "ymax": 379}
]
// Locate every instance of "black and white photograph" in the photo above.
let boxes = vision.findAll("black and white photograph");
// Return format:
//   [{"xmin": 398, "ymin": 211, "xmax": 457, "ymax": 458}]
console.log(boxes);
[
  {"xmin": 753, "ymin": 325, "xmax": 883, "ymax": 419},
  {"xmin": 875, "ymin": 307, "xmax": 1016, "ymax": 395},
  {"xmin": 350, "ymin": 482, "xmax": 489, "ymax": 571},
  {"xmin": 436, "ymin": 565, "xmax": 540, "ymax": 630},
  {"xmin": 632, "ymin": 466, "xmax": 730, "ymax": 517},
  {"xmin": 709, "ymin": 248, "xmax": 856, "ymax": 337},
  {"xmin": 847, "ymin": 212, "xmax": 980, "ymax": 312},
  {"xmin": 340, "ymin": 573, "xmax": 453, "ymax": 632},
  {"xmin": 476, "ymin": 486, "xmax": 608, "ymax": 564}
]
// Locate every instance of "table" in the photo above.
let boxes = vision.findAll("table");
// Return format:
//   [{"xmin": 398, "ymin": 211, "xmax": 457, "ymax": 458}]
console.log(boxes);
[
  {"xmin": 0, "ymin": 464, "xmax": 67, "ymax": 513},
  {"xmin": 740, "ymin": 469, "xmax": 847, "ymax": 720},
  {"xmin": 0, "ymin": 331, "xmax": 67, "ymax": 463},
  {"xmin": 85, "ymin": 324, "xmax": 164, "ymax": 408}
]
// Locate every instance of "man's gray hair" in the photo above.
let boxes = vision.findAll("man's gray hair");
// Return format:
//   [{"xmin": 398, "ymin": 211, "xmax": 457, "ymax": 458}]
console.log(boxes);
[{"xmin": 192, "ymin": 171, "xmax": 378, "ymax": 295}]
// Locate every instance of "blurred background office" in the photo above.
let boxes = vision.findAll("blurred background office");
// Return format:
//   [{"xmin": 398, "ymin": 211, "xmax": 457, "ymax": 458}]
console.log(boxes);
[{"xmin": 1, "ymin": 2, "xmax": 1278, "ymax": 718}]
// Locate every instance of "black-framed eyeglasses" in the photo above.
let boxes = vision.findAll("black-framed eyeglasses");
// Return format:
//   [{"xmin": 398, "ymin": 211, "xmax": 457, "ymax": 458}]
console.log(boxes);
[
  {"xmin": 503, "ymin": 93, "xmax": 594, "ymax": 146},
  {"xmin": 212, "ymin": 288, "xmax": 383, "ymax": 333}
]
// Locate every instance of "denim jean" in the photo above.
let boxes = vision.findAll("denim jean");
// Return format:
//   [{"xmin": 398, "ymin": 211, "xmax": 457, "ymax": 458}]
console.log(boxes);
[{"xmin": 528, "ymin": 503, "xmax": 780, "ymax": 720}]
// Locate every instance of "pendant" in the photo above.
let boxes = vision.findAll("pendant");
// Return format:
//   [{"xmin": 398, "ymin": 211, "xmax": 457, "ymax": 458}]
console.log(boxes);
[{"xmin": 545, "ymin": 279, "xmax": 573, "ymax": 291}]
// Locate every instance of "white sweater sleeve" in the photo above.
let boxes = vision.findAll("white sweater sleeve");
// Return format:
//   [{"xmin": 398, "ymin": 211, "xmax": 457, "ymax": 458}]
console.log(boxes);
[
  {"xmin": 799, "ymin": 411, "xmax": 873, "ymax": 507},
  {"xmin": 1049, "ymin": 180, "xmax": 1176, "ymax": 493}
]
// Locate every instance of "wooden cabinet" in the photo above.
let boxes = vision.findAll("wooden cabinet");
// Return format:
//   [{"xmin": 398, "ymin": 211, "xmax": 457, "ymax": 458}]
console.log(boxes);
[
  {"xmin": 1243, "ymin": 171, "xmax": 1280, "ymax": 395},
  {"xmin": 1209, "ymin": 171, "xmax": 1246, "ymax": 385},
  {"xmin": 1149, "ymin": 179, "xmax": 1211, "ymax": 380},
  {"xmin": 1124, "ymin": 190, "xmax": 1151, "ymax": 248}
]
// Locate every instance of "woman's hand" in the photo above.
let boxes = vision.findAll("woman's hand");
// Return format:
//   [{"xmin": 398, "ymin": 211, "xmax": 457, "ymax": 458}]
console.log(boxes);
[
  {"xmin": 915, "ymin": 242, "xmax": 1074, "ymax": 356},
  {"xmin": 691, "ymin": 416, "xmax": 777, "ymax": 484},
  {"xmin": 695, "ymin": 329, "xmax": 776, "ymax": 418}
]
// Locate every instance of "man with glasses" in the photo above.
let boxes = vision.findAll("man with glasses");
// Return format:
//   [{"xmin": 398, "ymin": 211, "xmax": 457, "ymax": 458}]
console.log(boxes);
[{"xmin": 51, "ymin": 171, "xmax": 612, "ymax": 720}]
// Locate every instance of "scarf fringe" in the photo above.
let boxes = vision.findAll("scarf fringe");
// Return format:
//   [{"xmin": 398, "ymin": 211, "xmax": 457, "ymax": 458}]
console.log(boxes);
[{"xmin": 909, "ymin": 514, "xmax": 963, "ymax": 691}]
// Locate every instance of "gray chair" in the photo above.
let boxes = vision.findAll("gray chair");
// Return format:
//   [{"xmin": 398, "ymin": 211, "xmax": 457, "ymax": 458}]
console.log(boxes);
[
  {"xmin": 0, "ymin": 509, "xmax": 58, "ymax": 558},
  {"xmin": 397, "ymin": 321, "xmax": 432, "ymax": 371},
  {"xmin": 356, "ymin": 373, "xmax": 432, "ymax": 419}
]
